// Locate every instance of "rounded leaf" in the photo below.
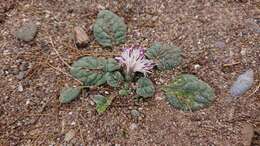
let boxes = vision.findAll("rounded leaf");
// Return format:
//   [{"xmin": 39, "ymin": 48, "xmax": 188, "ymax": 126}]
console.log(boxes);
[
  {"xmin": 145, "ymin": 43, "xmax": 182, "ymax": 70},
  {"xmin": 92, "ymin": 95, "xmax": 112, "ymax": 114},
  {"xmin": 59, "ymin": 87, "xmax": 81, "ymax": 103},
  {"xmin": 93, "ymin": 10, "xmax": 127, "ymax": 47},
  {"xmin": 70, "ymin": 56, "xmax": 120, "ymax": 86},
  {"xmin": 136, "ymin": 77, "xmax": 155, "ymax": 98},
  {"xmin": 106, "ymin": 71, "xmax": 124, "ymax": 87},
  {"xmin": 162, "ymin": 74, "xmax": 215, "ymax": 111}
]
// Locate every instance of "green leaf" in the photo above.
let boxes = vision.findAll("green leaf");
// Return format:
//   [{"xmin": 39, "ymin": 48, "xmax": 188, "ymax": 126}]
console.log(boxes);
[
  {"xmin": 106, "ymin": 71, "xmax": 124, "ymax": 87},
  {"xmin": 59, "ymin": 87, "xmax": 81, "ymax": 103},
  {"xmin": 93, "ymin": 10, "xmax": 127, "ymax": 47},
  {"xmin": 70, "ymin": 56, "xmax": 120, "ymax": 86},
  {"xmin": 145, "ymin": 43, "xmax": 182, "ymax": 70},
  {"xmin": 92, "ymin": 95, "xmax": 112, "ymax": 114},
  {"xmin": 136, "ymin": 77, "xmax": 155, "ymax": 98},
  {"xmin": 162, "ymin": 74, "xmax": 215, "ymax": 111}
]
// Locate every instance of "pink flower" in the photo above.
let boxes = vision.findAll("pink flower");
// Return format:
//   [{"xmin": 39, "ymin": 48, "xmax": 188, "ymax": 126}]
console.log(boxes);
[{"xmin": 115, "ymin": 47, "xmax": 154, "ymax": 79}]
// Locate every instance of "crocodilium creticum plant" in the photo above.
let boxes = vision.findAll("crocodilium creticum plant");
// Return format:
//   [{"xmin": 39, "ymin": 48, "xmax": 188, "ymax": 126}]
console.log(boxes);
[
  {"xmin": 59, "ymin": 46, "xmax": 156, "ymax": 113},
  {"xmin": 115, "ymin": 47, "xmax": 155, "ymax": 81}
]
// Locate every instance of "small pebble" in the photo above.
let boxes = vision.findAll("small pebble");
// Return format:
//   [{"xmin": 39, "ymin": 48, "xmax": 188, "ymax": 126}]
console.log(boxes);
[
  {"xmin": 3, "ymin": 50, "xmax": 10, "ymax": 55},
  {"xmin": 74, "ymin": 26, "xmax": 89, "ymax": 48},
  {"xmin": 131, "ymin": 109, "xmax": 140, "ymax": 117},
  {"xmin": 194, "ymin": 64, "xmax": 201, "ymax": 70},
  {"xmin": 16, "ymin": 71, "xmax": 26, "ymax": 80},
  {"xmin": 17, "ymin": 83, "xmax": 24, "ymax": 92},
  {"xmin": 230, "ymin": 69, "xmax": 254, "ymax": 97},
  {"xmin": 129, "ymin": 123, "xmax": 138, "ymax": 130},
  {"xmin": 71, "ymin": 121, "xmax": 76, "ymax": 126},
  {"xmin": 25, "ymin": 100, "xmax": 30, "ymax": 105}
]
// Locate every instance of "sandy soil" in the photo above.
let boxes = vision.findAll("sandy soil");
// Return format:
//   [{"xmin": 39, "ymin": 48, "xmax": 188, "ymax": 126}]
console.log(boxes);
[{"xmin": 0, "ymin": 0, "xmax": 259, "ymax": 145}]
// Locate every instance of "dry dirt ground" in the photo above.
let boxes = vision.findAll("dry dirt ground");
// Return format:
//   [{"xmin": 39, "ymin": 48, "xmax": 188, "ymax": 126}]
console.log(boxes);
[{"xmin": 0, "ymin": 0, "xmax": 260, "ymax": 145}]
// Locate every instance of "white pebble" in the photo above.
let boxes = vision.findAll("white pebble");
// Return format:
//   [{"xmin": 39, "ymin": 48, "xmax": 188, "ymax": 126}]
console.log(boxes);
[
  {"xmin": 194, "ymin": 64, "xmax": 201, "ymax": 70},
  {"xmin": 17, "ymin": 84, "xmax": 24, "ymax": 92},
  {"xmin": 25, "ymin": 100, "xmax": 30, "ymax": 105},
  {"xmin": 71, "ymin": 121, "xmax": 76, "ymax": 125}
]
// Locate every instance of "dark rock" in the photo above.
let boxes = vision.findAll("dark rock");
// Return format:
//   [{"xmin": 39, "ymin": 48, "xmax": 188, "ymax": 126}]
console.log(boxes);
[{"xmin": 15, "ymin": 22, "xmax": 38, "ymax": 42}]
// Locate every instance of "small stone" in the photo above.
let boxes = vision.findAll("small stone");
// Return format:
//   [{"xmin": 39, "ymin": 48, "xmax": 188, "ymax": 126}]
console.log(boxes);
[
  {"xmin": 64, "ymin": 130, "xmax": 75, "ymax": 142},
  {"xmin": 15, "ymin": 22, "xmax": 38, "ymax": 42},
  {"xmin": 194, "ymin": 64, "xmax": 201, "ymax": 70},
  {"xmin": 71, "ymin": 121, "xmax": 76, "ymax": 126},
  {"xmin": 241, "ymin": 123, "xmax": 254, "ymax": 146},
  {"xmin": 16, "ymin": 71, "xmax": 26, "ymax": 80},
  {"xmin": 25, "ymin": 100, "xmax": 30, "ymax": 105},
  {"xmin": 74, "ymin": 26, "xmax": 89, "ymax": 48},
  {"xmin": 17, "ymin": 83, "xmax": 24, "ymax": 92},
  {"xmin": 19, "ymin": 62, "xmax": 29, "ymax": 71},
  {"xmin": 89, "ymin": 100, "xmax": 95, "ymax": 106},
  {"xmin": 230, "ymin": 69, "xmax": 254, "ymax": 97},
  {"xmin": 129, "ymin": 123, "xmax": 138, "ymax": 130},
  {"xmin": 131, "ymin": 109, "xmax": 140, "ymax": 117},
  {"xmin": 240, "ymin": 48, "xmax": 247, "ymax": 56}
]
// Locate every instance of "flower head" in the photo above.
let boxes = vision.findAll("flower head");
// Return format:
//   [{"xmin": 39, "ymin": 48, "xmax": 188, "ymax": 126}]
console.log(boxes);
[{"xmin": 115, "ymin": 47, "xmax": 154, "ymax": 79}]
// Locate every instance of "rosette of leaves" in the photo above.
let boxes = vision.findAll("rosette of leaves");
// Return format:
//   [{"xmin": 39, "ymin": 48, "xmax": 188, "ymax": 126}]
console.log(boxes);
[
  {"xmin": 162, "ymin": 74, "xmax": 215, "ymax": 111},
  {"xmin": 136, "ymin": 77, "xmax": 155, "ymax": 98},
  {"xmin": 93, "ymin": 10, "xmax": 127, "ymax": 47},
  {"xmin": 145, "ymin": 43, "xmax": 182, "ymax": 70},
  {"xmin": 70, "ymin": 56, "xmax": 123, "ymax": 87}
]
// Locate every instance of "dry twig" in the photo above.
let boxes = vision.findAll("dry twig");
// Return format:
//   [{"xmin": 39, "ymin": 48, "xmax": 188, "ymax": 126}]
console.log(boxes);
[
  {"xmin": 49, "ymin": 37, "xmax": 72, "ymax": 69},
  {"xmin": 46, "ymin": 62, "xmax": 82, "ymax": 85}
]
